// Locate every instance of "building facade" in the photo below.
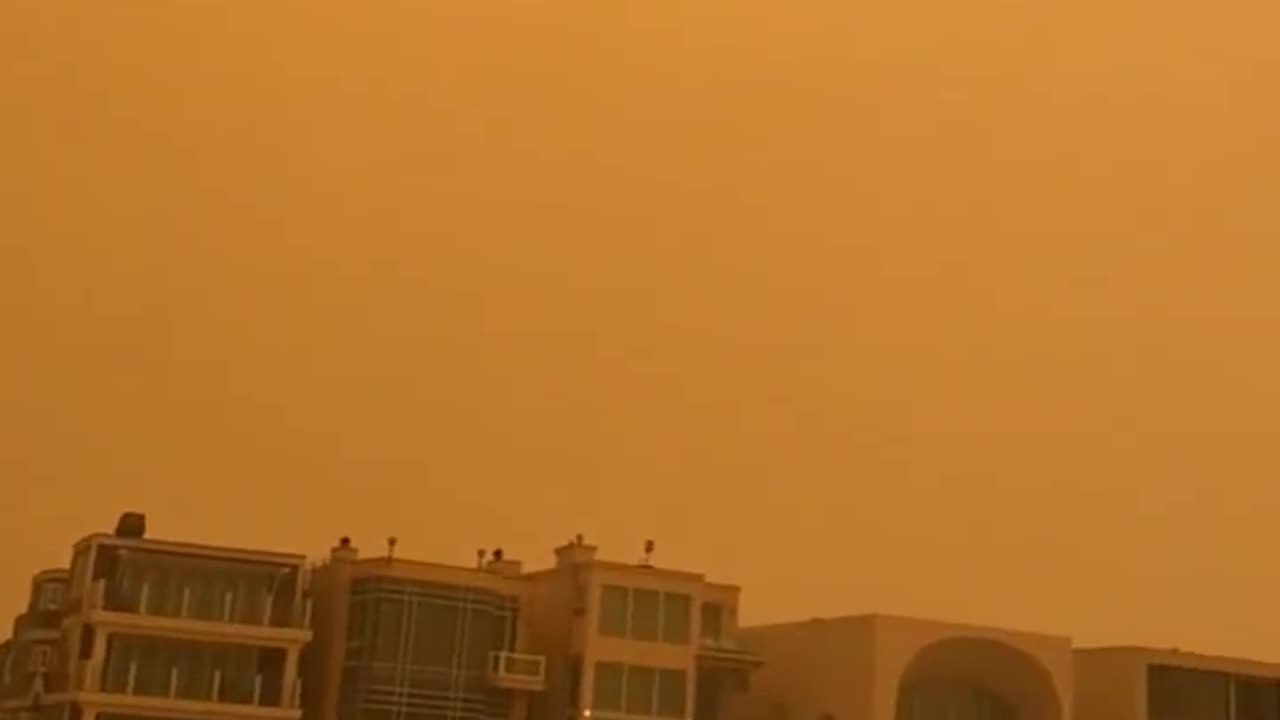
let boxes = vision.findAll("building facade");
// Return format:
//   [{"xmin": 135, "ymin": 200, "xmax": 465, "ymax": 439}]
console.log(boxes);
[
  {"xmin": 12, "ymin": 518, "xmax": 1280, "ymax": 720},
  {"xmin": 1076, "ymin": 647, "xmax": 1280, "ymax": 720},
  {"xmin": 736, "ymin": 615, "xmax": 1073, "ymax": 720},
  {"xmin": 0, "ymin": 569, "xmax": 71, "ymax": 720},
  {"xmin": 35, "ymin": 530, "xmax": 313, "ymax": 720},
  {"xmin": 305, "ymin": 538, "xmax": 760, "ymax": 720}
]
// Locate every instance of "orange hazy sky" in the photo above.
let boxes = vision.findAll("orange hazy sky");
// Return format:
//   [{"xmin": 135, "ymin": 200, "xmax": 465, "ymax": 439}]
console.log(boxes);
[{"xmin": 2, "ymin": 1, "xmax": 1278, "ymax": 658}]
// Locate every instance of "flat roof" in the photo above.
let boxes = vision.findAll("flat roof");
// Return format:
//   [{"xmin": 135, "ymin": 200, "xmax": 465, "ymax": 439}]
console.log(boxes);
[
  {"xmin": 74, "ymin": 533, "xmax": 307, "ymax": 565},
  {"xmin": 1077, "ymin": 645, "xmax": 1280, "ymax": 676}
]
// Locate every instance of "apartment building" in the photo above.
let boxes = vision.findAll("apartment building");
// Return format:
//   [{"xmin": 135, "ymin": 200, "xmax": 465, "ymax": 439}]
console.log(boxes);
[
  {"xmin": 1075, "ymin": 647, "xmax": 1280, "ymax": 720},
  {"xmin": 0, "ymin": 569, "xmax": 71, "ymax": 720},
  {"xmin": 32, "ymin": 522, "xmax": 313, "ymax": 720},
  {"xmin": 737, "ymin": 615, "xmax": 1073, "ymax": 720},
  {"xmin": 305, "ymin": 536, "xmax": 760, "ymax": 720}
]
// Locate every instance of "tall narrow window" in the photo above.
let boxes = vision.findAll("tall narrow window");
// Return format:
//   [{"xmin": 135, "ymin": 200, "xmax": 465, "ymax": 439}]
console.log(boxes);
[
  {"xmin": 700, "ymin": 603, "xmax": 723, "ymax": 643},
  {"xmin": 626, "ymin": 666, "xmax": 657, "ymax": 716},
  {"xmin": 592, "ymin": 662, "xmax": 625, "ymax": 712},
  {"xmin": 599, "ymin": 586, "xmax": 629, "ymax": 638},
  {"xmin": 657, "ymin": 669, "xmax": 687, "ymax": 718},
  {"xmin": 661, "ymin": 594, "xmax": 691, "ymax": 644},
  {"xmin": 630, "ymin": 590, "xmax": 660, "ymax": 642},
  {"xmin": 373, "ymin": 598, "xmax": 405, "ymax": 664}
]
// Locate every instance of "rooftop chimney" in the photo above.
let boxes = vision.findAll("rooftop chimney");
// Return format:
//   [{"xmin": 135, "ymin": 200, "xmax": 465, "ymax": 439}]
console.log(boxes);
[
  {"xmin": 554, "ymin": 538, "xmax": 597, "ymax": 567},
  {"xmin": 331, "ymin": 537, "xmax": 358, "ymax": 562}
]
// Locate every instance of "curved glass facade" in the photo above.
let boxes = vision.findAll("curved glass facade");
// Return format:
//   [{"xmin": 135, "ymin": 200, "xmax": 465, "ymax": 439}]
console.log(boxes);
[{"xmin": 339, "ymin": 577, "xmax": 518, "ymax": 720}]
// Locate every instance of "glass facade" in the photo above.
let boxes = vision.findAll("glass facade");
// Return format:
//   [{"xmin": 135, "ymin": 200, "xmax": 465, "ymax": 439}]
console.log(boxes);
[
  {"xmin": 99, "ymin": 633, "xmax": 286, "ymax": 706},
  {"xmin": 1148, "ymin": 665, "xmax": 1280, "ymax": 720},
  {"xmin": 91, "ymin": 545, "xmax": 302, "ymax": 628},
  {"xmin": 339, "ymin": 577, "xmax": 518, "ymax": 720}
]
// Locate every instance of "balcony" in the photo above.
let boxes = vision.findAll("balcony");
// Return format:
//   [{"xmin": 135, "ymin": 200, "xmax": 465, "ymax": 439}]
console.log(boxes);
[
  {"xmin": 70, "ymin": 657, "xmax": 304, "ymax": 709},
  {"xmin": 486, "ymin": 651, "xmax": 546, "ymax": 692},
  {"xmin": 697, "ymin": 637, "xmax": 762, "ymax": 691},
  {"xmin": 78, "ymin": 580, "xmax": 312, "ymax": 646}
]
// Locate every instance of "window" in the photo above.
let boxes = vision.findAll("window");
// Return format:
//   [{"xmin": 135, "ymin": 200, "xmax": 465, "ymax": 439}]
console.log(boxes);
[
  {"xmin": 592, "ymin": 664, "xmax": 686, "ymax": 718},
  {"xmin": 1235, "ymin": 677, "xmax": 1280, "ymax": 720},
  {"xmin": 656, "ymin": 669, "xmax": 687, "ymax": 718},
  {"xmin": 626, "ymin": 666, "xmax": 656, "ymax": 715},
  {"xmin": 1147, "ymin": 665, "xmax": 1229, "ymax": 720},
  {"xmin": 630, "ymin": 589, "xmax": 660, "ymax": 642},
  {"xmin": 592, "ymin": 662, "xmax": 625, "ymax": 712},
  {"xmin": 661, "ymin": 594, "xmax": 690, "ymax": 644},
  {"xmin": 700, "ymin": 603, "xmax": 722, "ymax": 643},
  {"xmin": 599, "ymin": 586, "xmax": 629, "ymax": 638},
  {"xmin": 28, "ymin": 646, "xmax": 52, "ymax": 672},
  {"xmin": 373, "ymin": 598, "xmax": 405, "ymax": 663},
  {"xmin": 37, "ymin": 584, "xmax": 65, "ymax": 611}
]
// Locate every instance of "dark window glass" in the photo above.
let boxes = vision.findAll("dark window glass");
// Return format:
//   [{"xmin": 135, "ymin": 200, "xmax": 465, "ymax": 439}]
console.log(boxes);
[
  {"xmin": 409, "ymin": 599, "xmax": 458, "ymax": 667},
  {"xmin": 599, "ymin": 586, "xmax": 629, "ymax": 638},
  {"xmin": 592, "ymin": 662, "xmax": 625, "ymax": 712},
  {"xmin": 700, "ymin": 603, "xmax": 722, "ymax": 642},
  {"xmin": 1235, "ymin": 677, "xmax": 1280, "ymax": 720},
  {"xmin": 657, "ymin": 669, "xmax": 687, "ymax": 718},
  {"xmin": 630, "ymin": 590, "xmax": 660, "ymax": 642},
  {"xmin": 626, "ymin": 666, "xmax": 656, "ymax": 716},
  {"xmin": 373, "ymin": 598, "xmax": 405, "ymax": 663},
  {"xmin": 1147, "ymin": 666, "xmax": 1229, "ymax": 720},
  {"xmin": 661, "ymin": 594, "xmax": 691, "ymax": 644}
]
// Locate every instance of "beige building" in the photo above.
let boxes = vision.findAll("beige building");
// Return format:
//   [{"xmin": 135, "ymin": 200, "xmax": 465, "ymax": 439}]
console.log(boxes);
[
  {"xmin": 0, "ymin": 569, "xmax": 71, "ymax": 720},
  {"xmin": 31, "ymin": 524, "xmax": 313, "ymax": 720},
  {"xmin": 305, "ymin": 536, "xmax": 760, "ymax": 720},
  {"xmin": 1076, "ymin": 646, "xmax": 1280, "ymax": 720},
  {"xmin": 735, "ymin": 615, "xmax": 1074, "ymax": 720}
]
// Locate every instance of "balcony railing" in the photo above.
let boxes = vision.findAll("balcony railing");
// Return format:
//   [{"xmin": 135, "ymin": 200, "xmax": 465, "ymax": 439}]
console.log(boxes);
[
  {"xmin": 486, "ymin": 651, "xmax": 546, "ymax": 692},
  {"xmin": 74, "ymin": 658, "xmax": 304, "ymax": 709},
  {"xmin": 86, "ymin": 579, "xmax": 311, "ymax": 630}
]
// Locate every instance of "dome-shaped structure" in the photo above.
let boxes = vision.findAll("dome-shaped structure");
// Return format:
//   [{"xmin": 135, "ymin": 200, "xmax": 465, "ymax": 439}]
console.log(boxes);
[{"xmin": 895, "ymin": 637, "xmax": 1064, "ymax": 720}]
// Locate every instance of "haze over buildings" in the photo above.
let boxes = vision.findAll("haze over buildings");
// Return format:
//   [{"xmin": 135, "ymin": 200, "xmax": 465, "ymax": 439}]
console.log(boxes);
[{"xmin": 3, "ymin": 517, "xmax": 1280, "ymax": 720}]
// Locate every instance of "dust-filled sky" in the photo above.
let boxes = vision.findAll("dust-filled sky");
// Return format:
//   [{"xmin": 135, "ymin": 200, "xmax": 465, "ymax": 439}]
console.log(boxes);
[{"xmin": 2, "ymin": 1, "xmax": 1278, "ymax": 658}]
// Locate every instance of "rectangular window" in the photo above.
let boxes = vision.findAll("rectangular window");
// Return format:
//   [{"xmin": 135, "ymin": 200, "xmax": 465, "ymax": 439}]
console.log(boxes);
[
  {"xmin": 700, "ymin": 603, "xmax": 723, "ymax": 642},
  {"xmin": 28, "ymin": 646, "xmax": 52, "ymax": 672},
  {"xmin": 37, "ymin": 584, "xmax": 65, "ymax": 611},
  {"xmin": 626, "ymin": 666, "xmax": 657, "ymax": 716},
  {"xmin": 661, "ymin": 594, "xmax": 691, "ymax": 644},
  {"xmin": 1235, "ymin": 677, "xmax": 1280, "ymax": 720},
  {"xmin": 373, "ymin": 598, "xmax": 405, "ymax": 664},
  {"xmin": 599, "ymin": 586, "xmax": 629, "ymax": 638},
  {"xmin": 1147, "ymin": 665, "xmax": 1229, "ymax": 720},
  {"xmin": 592, "ymin": 662, "xmax": 625, "ymax": 712},
  {"xmin": 630, "ymin": 589, "xmax": 660, "ymax": 642},
  {"xmin": 656, "ymin": 669, "xmax": 687, "ymax": 718}
]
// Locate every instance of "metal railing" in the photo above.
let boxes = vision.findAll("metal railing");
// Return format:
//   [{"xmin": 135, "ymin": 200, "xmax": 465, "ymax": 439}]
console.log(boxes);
[{"xmin": 87, "ymin": 579, "xmax": 312, "ymax": 629}]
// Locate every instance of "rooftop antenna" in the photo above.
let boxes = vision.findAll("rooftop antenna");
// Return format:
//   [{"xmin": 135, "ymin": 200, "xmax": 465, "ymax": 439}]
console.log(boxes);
[
  {"xmin": 641, "ymin": 539, "xmax": 655, "ymax": 567},
  {"xmin": 477, "ymin": 548, "xmax": 487, "ymax": 568},
  {"xmin": 386, "ymin": 536, "xmax": 398, "ymax": 564}
]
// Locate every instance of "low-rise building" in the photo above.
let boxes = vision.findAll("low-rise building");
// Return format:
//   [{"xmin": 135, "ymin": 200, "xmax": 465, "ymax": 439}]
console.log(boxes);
[
  {"xmin": 35, "ymin": 523, "xmax": 313, "ymax": 720},
  {"xmin": 0, "ymin": 569, "xmax": 71, "ymax": 720},
  {"xmin": 736, "ymin": 614, "xmax": 1074, "ymax": 720},
  {"xmin": 305, "ymin": 536, "xmax": 760, "ymax": 720}
]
